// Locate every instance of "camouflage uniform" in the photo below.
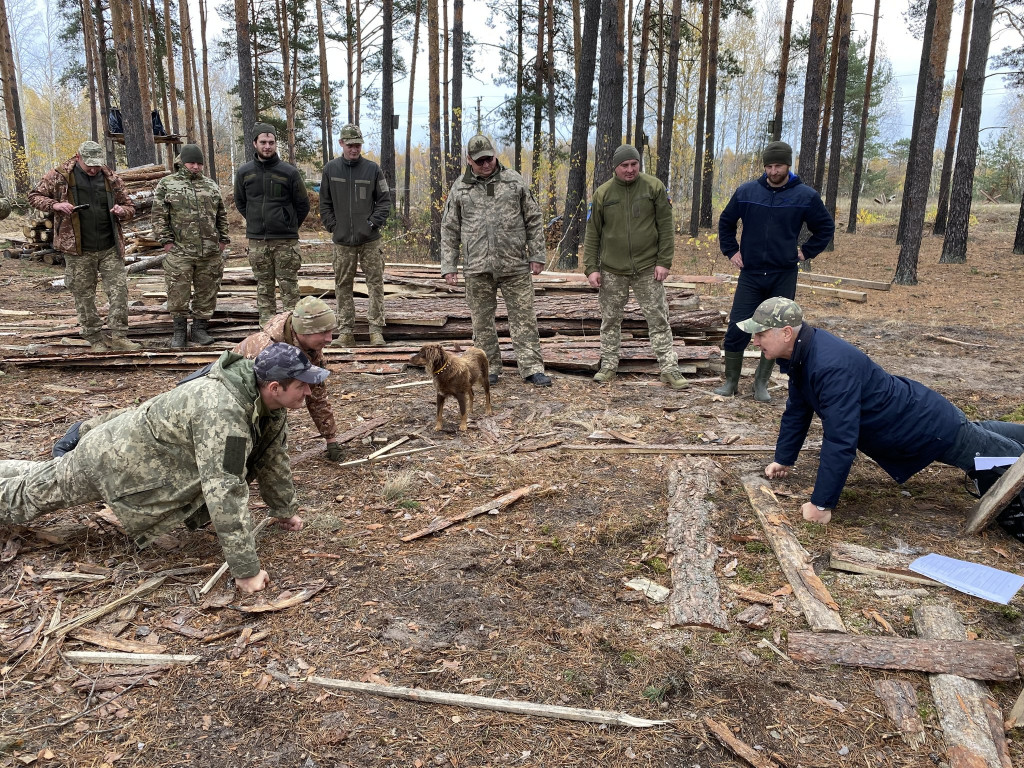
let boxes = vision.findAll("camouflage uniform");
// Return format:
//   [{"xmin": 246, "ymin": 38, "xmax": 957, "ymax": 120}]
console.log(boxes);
[
  {"xmin": 153, "ymin": 167, "xmax": 230, "ymax": 320},
  {"xmin": 0, "ymin": 352, "xmax": 296, "ymax": 579},
  {"xmin": 248, "ymin": 241, "xmax": 301, "ymax": 325},
  {"xmin": 597, "ymin": 269, "xmax": 678, "ymax": 372}
]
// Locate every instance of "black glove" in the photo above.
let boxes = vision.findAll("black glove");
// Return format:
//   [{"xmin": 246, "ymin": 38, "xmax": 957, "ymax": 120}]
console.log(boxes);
[{"xmin": 325, "ymin": 442, "xmax": 344, "ymax": 462}]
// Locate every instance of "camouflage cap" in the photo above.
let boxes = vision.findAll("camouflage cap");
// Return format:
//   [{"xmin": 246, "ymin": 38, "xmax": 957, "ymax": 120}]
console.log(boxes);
[
  {"xmin": 291, "ymin": 296, "xmax": 337, "ymax": 334},
  {"xmin": 252, "ymin": 122, "xmax": 277, "ymax": 140},
  {"xmin": 339, "ymin": 124, "xmax": 363, "ymax": 145},
  {"xmin": 467, "ymin": 134, "xmax": 496, "ymax": 161},
  {"xmin": 78, "ymin": 140, "xmax": 105, "ymax": 167},
  {"xmin": 254, "ymin": 342, "xmax": 329, "ymax": 385},
  {"xmin": 736, "ymin": 297, "xmax": 803, "ymax": 334}
]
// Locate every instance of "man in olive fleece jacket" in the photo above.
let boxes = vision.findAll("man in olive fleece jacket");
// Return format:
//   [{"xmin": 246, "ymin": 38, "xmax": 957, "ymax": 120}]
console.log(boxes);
[{"xmin": 583, "ymin": 145, "xmax": 685, "ymax": 389}]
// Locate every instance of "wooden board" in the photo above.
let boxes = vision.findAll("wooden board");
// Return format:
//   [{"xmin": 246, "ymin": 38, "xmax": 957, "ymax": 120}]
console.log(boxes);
[
  {"xmin": 964, "ymin": 454, "xmax": 1024, "ymax": 534},
  {"xmin": 829, "ymin": 542, "xmax": 942, "ymax": 586}
]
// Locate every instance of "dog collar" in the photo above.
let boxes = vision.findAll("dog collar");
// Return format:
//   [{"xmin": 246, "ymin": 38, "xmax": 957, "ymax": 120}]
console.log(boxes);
[{"xmin": 433, "ymin": 359, "xmax": 449, "ymax": 375}]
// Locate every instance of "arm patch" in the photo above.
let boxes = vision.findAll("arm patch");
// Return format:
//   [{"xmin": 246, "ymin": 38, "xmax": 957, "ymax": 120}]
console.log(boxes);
[{"xmin": 223, "ymin": 435, "xmax": 247, "ymax": 476}]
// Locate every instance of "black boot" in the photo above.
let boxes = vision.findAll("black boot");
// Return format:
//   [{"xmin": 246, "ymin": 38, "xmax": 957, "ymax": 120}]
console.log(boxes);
[
  {"xmin": 191, "ymin": 318, "xmax": 214, "ymax": 345},
  {"xmin": 752, "ymin": 354, "xmax": 775, "ymax": 403},
  {"xmin": 713, "ymin": 351, "xmax": 743, "ymax": 396},
  {"xmin": 170, "ymin": 317, "xmax": 188, "ymax": 349},
  {"xmin": 52, "ymin": 421, "xmax": 83, "ymax": 457}
]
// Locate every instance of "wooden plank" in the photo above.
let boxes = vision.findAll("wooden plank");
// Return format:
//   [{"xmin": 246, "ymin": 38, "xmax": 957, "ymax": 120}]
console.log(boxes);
[
  {"xmin": 70, "ymin": 628, "xmax": 166, "ymax": 654},
  {"xmin": 872, "ymin": 680, "xmax": 926, "ymax": 748},
  {"xmin": 45, "ymin": 576, "xmax": 168, "ymax": 638},
  {"xmin": 665, "ymin": 458, "xmax": 729, "ymax": 630},
  {"xmin": 964, "ymin": 455, "xmax": 1024, "ymax": 534},
  {"xmin": 787, "ymin": 632, "xmax": 1018, "ymax": 681},
  {"xmin": 829, "ymin": 542, "xmax": 943, "ymax": 586},
  {"xmin": 716, "ymin": 274, "xmax": 867, "ymax": 302},
  {"xmin": 913, "ymin": 604, "xmax": 1013, "ymax": 768},
  {"xmin": 1006, "ymin": 686, "xmax": 1024, "ymax": 730},
  {"xmin": 798, "ymin": 271, "xmax": 891, "ymax": 291},
  {"xmin": 62, "ymin": 651, "xmax": 200, "ymax": 665},
  {"xmin": 401, "ymin": 484, "xmax": 542, "ymax": 542},
  {"xmin": 704, "ymin": 716, "xmax": 782, "ymax": 768},
  {"xmin": 562, "ymin": 444, "xmax": 810, "ymax": 455},
  {"xmin": 742, "ymin": 476, "xmax": 846, "ymax": 633}
]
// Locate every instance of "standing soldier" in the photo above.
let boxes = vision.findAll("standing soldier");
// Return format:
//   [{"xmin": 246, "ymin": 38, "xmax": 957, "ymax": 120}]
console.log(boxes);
[
  {"xmin": 233, "ymin": 122, "xmax": 310, "ymax": 326},
  {"xmin": 319, "ymin": 124, "xmax": 392, "ymax": 347},
  {"xmin": 28, "ymin": 140, "xmax": 142, "ymax": 352},
  {"xmin": 153, "ymin": 144, "xmax": 230, "ymax": 348},
  {"xmin": 584, "ymin": 145, "xmax": 686, "ymax": 389},
  {"xmin": 440, "ymin": 134, "xmax": 552, "ymax": 387}
]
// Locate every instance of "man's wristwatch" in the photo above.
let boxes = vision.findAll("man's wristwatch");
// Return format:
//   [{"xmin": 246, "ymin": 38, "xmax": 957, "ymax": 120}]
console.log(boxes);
[{"xmin": 815, "ymin": 505, "xmax": 829, "ymax": 511}]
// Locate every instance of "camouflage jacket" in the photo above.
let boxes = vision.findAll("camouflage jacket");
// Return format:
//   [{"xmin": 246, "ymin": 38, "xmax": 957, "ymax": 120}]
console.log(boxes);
[
  {"xmin": 233, "ymin": 312, "xmax": 336, "ymax": 441},
  {"xmin": 440, "ymin": 163, "xmax": 545, "ymax": 278},
  {"xmin": 152, "ymin": 168, "xmax": 230, "ymax": 250},
  {"xmin": 75, "ymin": 351, "xmax": 296, "ymax": 579},
  {"xmin": 27, "ymin": 156, "xmax": 135, "ymax": 257}
]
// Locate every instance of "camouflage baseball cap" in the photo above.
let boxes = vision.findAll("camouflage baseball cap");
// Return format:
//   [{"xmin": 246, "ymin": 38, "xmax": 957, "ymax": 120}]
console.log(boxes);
[
  {"xmin": 254, "ymin": 343, "xmax": 329, "ymax": 385},
  {"xmin": 467, "ymin": 134, "xmax": 496, "ymax": 161},
  {"xmin": 291, "ymin": 296, "xmax": 337, "ymax": 334},
  {"xmin": 736, "ymin": 297, "xmax": 803, "ymax": 334},
  {"xmin": 78, "ymin": 141, "xmax": 105, "ymax": 167},
  {"xmin": 339, "ymin": 124, "xmax": 363, "ymax": 145}
]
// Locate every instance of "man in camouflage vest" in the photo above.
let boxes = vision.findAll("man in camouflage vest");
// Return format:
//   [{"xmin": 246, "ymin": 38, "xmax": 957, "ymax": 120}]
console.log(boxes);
[
  {"xmin": 233, "ymin": 123, "xmax": 310, "ymax": 326},
  {"xmin": 0, "ymin": 344, "xmax": 326, "ymax": 593},
  {"xmin": 440, "ymin": 134, "xmax": 552, "ymax": 387},
  {"xmin": 584, "ymin": 145, "xmax": 686, "ymax": 390},
  {"xmin": 28, "ymin": 140, "xmax": 142, "ymax": 352},
  {"xmin": 154, "ymin": 144, "xmax": 230, "ymax": 348},
  {"xmin": 319, "ymin": 124, "xmax": 392, "ymax": 347}
]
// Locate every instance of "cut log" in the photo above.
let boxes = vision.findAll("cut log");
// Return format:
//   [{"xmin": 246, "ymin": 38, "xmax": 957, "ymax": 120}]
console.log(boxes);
[
  {"xmin": 829, "ymin": 542, "xmax": 942, "ymax": 586},
  {"xmin": 964, "ymin": 455, "xmax": 1024, "ymax": 535},
  {"xmin": 913, "ymin": 604, "xmax": 1013, "ymax": 768},
  {"xmin": 401, "ymin": 484, "xmax": 542, "ymax": 542},
  {"xmin": 665, "ymin": 457, "xmax": 729, "ymax": 630},
  {"xmin": 787, "ymin": 632, "xmax": 1018, "ymax": 681},
  {"xmin": 872, "ymin": 680, "xmax": 926, "ymax": 748},
  {"xmin": 742, "ymin": 476, "xmax": 846, "ymax": 633},
  {"xmin": 704, "ymin": 716, "xmax": 782, "ymax": 768},
  {"xmin": 125, "ymin": 253, "xmax": 167, "ymax": 274}
]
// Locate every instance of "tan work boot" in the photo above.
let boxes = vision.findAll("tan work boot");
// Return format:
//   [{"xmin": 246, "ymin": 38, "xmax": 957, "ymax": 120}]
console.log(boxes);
[
  {"xmin": 83, "ymin": 334, "xmax": 109, "ymax": 353},
  {"xmin": 331, "ymin": 332, "xmax": 356, "ymax": 348},
  {"xmin": 593, "ymin": 366, "xmax": 616, "ymax": 384},
  {"xmin": 660, "ymin": 368, "xmax": 689, "ymax": 390},
  {"xmin": 109, "ymin": 335, "xmax": 142, "ymax": 352},
  {"xmin": 367, "ymin": 326, "xmax": 386, "ymax": 346}
]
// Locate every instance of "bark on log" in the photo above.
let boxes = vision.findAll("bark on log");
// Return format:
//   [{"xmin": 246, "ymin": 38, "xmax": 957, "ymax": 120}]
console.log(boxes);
[
  {"xmin": 872, "ymin": 679, "xmax": 926, "ymax": 748},
  {"xmin": 704, "ymin": 716, "xmax": 782, "ymax": 768},
  {"xmin": 829, "ymin": 542, "xmax": 942, "ymax": 586},
  {"xmin": 964, "ymin": 454, "xmax": 1024, "ymax": 534},
  {"xmin": 126, "ymin": 253, "xmax": 167, "ymax": 274},
  {"xmin": 665, "ymin": 457, "xmax": 729, "ymax": 630}
]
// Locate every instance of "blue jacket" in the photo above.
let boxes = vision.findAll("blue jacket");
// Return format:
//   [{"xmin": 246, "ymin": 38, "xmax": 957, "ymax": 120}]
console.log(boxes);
[
  {"xmin": 718, "ymin": 173, "xmax": 835, "ymax": 271},
  {"xmin": 775, "ymin": 326, "xmax": 963, "ymax": 508}
]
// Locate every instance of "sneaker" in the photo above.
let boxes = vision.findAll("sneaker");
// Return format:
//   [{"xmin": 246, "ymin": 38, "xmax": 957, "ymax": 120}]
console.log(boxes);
[
  {"xmin": 331, "ymin": 333, "xmax": 356, "ymax": 348},
  {"xmin": 660, "ymin": 369, "xmax": 689, "ymax": 390},
  {"xmin": 593, "ymin": 366, "xmax": 616, "ymax": 384},
  {"xmin": 524, "ymin": 372, "xmax": 552, "ymax": 387},
  {"xmin": 488, "ymin": 373, "xmax": 499, "ymax": 384}
]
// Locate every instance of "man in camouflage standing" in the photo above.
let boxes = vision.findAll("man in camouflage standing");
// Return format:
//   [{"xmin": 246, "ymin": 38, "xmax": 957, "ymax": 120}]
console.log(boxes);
[
  {"xmin": 233, "ymin": 123, "xmax": 310, "ymax": 326},
  {"xmin": 28, "ymin": 140, "xmax": 142, "ymax": 352},
  {"xmin": 584, "ymin": 145, "xmax": 686, "ymax": 389},
  {"xmin": 154, "ymin": 144, "xmax": 230, "ymax": 348},
  {"xmin": 440, "ymin": 134, "xmax": 552, "ymax": 387},
  {"xmin": 319, "ymin": 124, "xmax": 392, "ymax": 347}
]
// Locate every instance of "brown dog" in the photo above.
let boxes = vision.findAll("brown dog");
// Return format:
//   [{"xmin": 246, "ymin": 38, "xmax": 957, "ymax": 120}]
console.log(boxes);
[{"xmin": 410, "ymin": 343, "xmax": 493, "ymax": 431}]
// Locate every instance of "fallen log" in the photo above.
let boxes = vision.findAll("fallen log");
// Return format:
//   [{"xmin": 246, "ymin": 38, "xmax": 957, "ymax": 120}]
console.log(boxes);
[
  {"xmin": 401, "ymin": 484, "xmax": 542, "ymax": 542},
  {"xmin": 872, "ymin": 680, "xmax": 926, "ymax": 748},
  {"xmin": 126, "ymin": 253, "xmax": 167, "ymax": 274}
]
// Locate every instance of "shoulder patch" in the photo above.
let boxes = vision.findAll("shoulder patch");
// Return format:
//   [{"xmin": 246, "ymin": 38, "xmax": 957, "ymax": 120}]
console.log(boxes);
[{"xmin": 223, "ymin": 435, "xmax": 247, "ymax": 476}]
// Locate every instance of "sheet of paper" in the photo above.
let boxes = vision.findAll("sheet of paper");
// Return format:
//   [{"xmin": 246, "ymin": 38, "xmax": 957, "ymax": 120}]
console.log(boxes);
[
  {"xmin": 974, "ymin": 457, "xmax": 1019, "ymax": 471},
  {"xmin": 909, "ymin": 553, "xmax": 1024, "ymax": 605}
]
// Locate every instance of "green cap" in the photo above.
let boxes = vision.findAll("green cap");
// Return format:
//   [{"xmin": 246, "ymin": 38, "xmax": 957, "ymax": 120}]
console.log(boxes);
[
  {"xmin": 762, "ymin": 141, "xmax": 793, "ymax": 167},
  {"xmin": 339, "ymin": 124, "xmax": 363, "ymax": 145},
  {"xmin": 291, "ymin": 296, "xmax": 337, "ymax": 334},
  {"xmin": 78, "ymin": 141, "xmax": 105, "ymax": 167},
  {"xmin": 252, "ymin": 122, "xmax": 276, "ymax": 140},
  {"xmin": 736, "ymin": 297, "xmax": 803, "ymax": 334},
  {"xmin": 467, "ymin": 134, "xmax": 496, "ymax": 161},
  {"xmin": 179, "ymin": 144, "xmax": 204, "ymax": 165}
]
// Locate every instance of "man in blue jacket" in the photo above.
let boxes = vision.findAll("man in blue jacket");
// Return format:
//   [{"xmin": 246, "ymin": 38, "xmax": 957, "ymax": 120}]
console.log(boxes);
[
  {"xmin": 743, "ymin": 297, "xmax": 1024, "ymax": 524},
  {"xmin": 716, "ymin": 142, "xmax": 834, "ymax": 401}
]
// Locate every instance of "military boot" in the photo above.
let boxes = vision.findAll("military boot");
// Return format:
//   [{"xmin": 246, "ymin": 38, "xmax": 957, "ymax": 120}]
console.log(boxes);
[
  {"xmin": 752, "ymin": 354, "xmax": 775, "ymax": 403},
  {"xmin": 109, "ymin": 334, "xmax": 142, "ymax": 352},
  {"xmin": 331, "ymin": 332, "xmax": 356, "ymax": 348},
  {"xmin": 170, "ymin": 317, "xmax": 188, "ymax": 349},
  {"xmin": 367, "ymin": 326, "xmax": 386, "ymax": 346},
  {"xmin": 191, "ymin": 318, "xmax": 214, "ymax": 345},
  {"xmin": 660, "ymin": 368, "xmax": 689, "ymax": 390},
  {"xmin": 593, "ymin": 365, "xmax": 617, "ymax": 384},
  {"xmin": 82, "ymin": 334, "xmax": 109, "ymax": 353},
  {"xmin": 712, "ymin": 351, "xmax": 744, "ymax": 396}
]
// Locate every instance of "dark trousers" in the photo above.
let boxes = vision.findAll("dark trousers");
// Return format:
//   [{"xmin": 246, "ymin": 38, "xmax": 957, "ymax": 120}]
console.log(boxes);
[
  {"xmin": 938, "ymin": 417, "xmax": 1024, "ymax": 472},
  {"xmin": 722, "ymin": 268, "xmax": 799, "ymax": 352}
]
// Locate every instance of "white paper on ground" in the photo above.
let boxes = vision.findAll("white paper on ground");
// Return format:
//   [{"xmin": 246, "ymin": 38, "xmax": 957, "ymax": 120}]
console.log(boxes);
[
  {"xmin": 909, "ymin": 553, "xmax": 1024, "ymax": 605},
  {"xmin": 974, "ymin": 457, "xmax": 1019, "ymax": 471}
]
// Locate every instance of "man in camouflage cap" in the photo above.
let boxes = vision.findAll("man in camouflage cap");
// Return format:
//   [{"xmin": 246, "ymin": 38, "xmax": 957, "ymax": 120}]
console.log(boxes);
[
  {"xmin": 233, "ymin": 122, "xmax": 310, "ymax": 326},
  {"xmin": 748, "ymin": 297, "xmax": 1024, "ymax": 525},
  {"xmin": 154, "ymin": 144, "xmax": 230, "ymax": 348},
  {"xmin": 440, "ymin": 134, "xmax": 552, "ymax": 387},
  {"xmin": 319, "ymin": 124, "xmax": 392, "ymax": 348},
  {"xmin": 234, "ymin": 296, "xmax": 346, "ymax": 461},
  {"xmin": 28, "ymin": 140, "xmax": 142, "ymax": 352},
  {"xmin": 0, "ymin": 343, "xmax": 327, "ymax": 593}
]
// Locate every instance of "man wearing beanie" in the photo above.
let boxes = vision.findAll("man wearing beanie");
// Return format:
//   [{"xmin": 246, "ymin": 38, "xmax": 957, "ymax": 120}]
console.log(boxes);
[
  {"xmin": 583, "ymin": 145, "xmax": 687, "ymax": 389},
  {"xmin": 153, "ymin": 144, "xmax": 230, "ymax": 348},
  {"xmin": 715, "ymin": 140, "xmax": 834, "ymax": 402},
  {"xmin": 319, "ymin": 124, "xmax": 392, "ymax": 348},
  {"xmin": 233, "ymin": 122, "xmax": 310, "ymax": 326}
]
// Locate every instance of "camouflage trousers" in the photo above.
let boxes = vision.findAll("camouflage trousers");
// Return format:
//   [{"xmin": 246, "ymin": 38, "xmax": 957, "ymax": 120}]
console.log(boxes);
[
  {"xmin": 332, "ymin": 243, "xmax": 385, "ymax": 332},
  {"xmin": 164, "ymin": 243, "xmax": 224, "ymax": 319},
  {"xmin": 247, "ymin": 239, "xmax": 301, "ymax": 324},
  {"xmin": 464, "ymin": 271, "xmax": 544, "ymax": 378},
  {"xmin": 598, "ymin": 268, "xmax": 679, "ymax": 372},
  {"xmin": 65, "ymin": 246, "xmax": 130, "ymax": 338},
  {"xmin": 0, "ymin": 456, "xmax": 102, "ymax": 525}
]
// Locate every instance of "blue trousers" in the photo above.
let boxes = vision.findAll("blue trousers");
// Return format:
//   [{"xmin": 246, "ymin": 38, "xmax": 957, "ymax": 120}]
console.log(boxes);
[
  {"xmin": 938, "ymin": 417, "xmax": 1024, "ymax": 472},
  {"xmin": 723, "ymin": 268, "xmax": 799, "ymax": 352}
]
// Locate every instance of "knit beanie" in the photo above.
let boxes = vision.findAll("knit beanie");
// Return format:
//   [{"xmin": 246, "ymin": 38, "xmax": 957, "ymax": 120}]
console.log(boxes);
[
  {"xmin": 179, "ymin": 144, "xmax": 204, "ymax": 164},
  {"xmin": 762, "ymin": 141, "xmax": 793, "ymax": 166},
  {"xmin": 611, "ymin": 145, "xmax": 641, "ymax": 168},
  {"xmin": 252, "ymin": 122, "xmax": 277, "ymax": 141}
]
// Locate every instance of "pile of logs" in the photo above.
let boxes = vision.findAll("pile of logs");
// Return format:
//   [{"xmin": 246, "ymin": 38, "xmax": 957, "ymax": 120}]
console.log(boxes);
[
  {"xmin": 22, "ymin": 217, "xmax": 53, "ymax": 246},
  {"xmin": 121, "ymin": 164, "xmax": 171, "ymax": 258}
]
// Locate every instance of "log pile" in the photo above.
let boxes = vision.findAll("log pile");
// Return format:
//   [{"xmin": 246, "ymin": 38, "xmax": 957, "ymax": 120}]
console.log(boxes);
[
  {"xmin": 120, "ymin": 164, "xmax": 171, "ymax": 259},
  {"xmin": 22, "ymin": 217, "xmax": 53, "ymax": 246}
]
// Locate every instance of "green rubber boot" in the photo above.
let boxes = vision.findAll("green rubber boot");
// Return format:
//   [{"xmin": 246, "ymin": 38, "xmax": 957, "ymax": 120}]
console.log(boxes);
[
  {"xmin": 712, "ymin": 351, "xmax": 743, "ymax": 396},
  {"xmin": 752, "ymin": 353, "xmax": 775, "ymax": 403}
]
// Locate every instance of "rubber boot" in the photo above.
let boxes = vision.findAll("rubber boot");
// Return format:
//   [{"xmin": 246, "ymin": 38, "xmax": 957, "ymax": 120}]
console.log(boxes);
[
  {"xmin": 752, "ymin": 353, "xmax": 775, "ymax": 403},
  {"xmin": 109, "ymin": 334, "xmax": 142, "ymax": 351},
  {"xmin": 713, "ymin": 351, "xmax": 743, "ymax": 396},
  {"xmin": 190, "ymin": 318, "xmax": 214, "ymax": 345},
  {"xmin": 170, "ymin": 317, "xmax": 188, "ymax": 349}
]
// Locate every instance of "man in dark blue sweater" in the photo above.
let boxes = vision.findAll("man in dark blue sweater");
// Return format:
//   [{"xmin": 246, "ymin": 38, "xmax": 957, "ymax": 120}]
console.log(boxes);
[
  {"xmin": 716, "ymin": 142, "xmax": 834, "ymax": 401},
  {"xmin": 742, "ymin": 297, "xmax": 1024, "ymax": 524}
]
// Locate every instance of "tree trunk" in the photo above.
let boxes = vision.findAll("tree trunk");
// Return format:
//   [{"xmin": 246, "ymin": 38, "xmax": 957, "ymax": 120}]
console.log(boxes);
[
  {"xmin": 233, "ymin": 0, "xmax": 255, "ymax": 162},
  {"xmin": 592, "ymin": 0, "xmax": 624, "ymax": 189},
  {"xmin": 515, "ymin": 0, "xmax": 524, "ymax": 170},
  {"xmin": 655, "ymin": 0, "xmax": 682, "ymax": 188},
  {"xmin": 110, "ymin": 0, "xmax": 156, "ymax": 166},
  {"xmin": 571, "ymin": 0, "xmax": 582, "ymax": 79},
  {"xmin": 632, "ymin": 0, "xmax": 652, "ymax": 153},
  {"xmin": 846, "ymin": 0, "xmax": 880, "ymax": 234},
  {"xmin": 381, "ymin": 0, "xmax": 396, "ymax": 201},
  {"xmin": 345, "ymin": 0, "xmax": 354, "ymax": 122},
  {"xmin": 558, "ymin": 0, "xmax": 601, "ymax": 268},
  {"xmin": 428, "ymin": 0, "xmax": 443, "ymax": 261},
  {"xmin": 654, "ymin": 0, "xmax": 663, "ymax": 155},
  {"xmin": 150, "ymin": 0, "xmax": 171, "ymax": 165},
  {"xmin": 771, "ymin": 0, "xmax": 795, "ymax": 141},
  {"xmin": 94, "ymin": 0, "xmax": 115, "ymax": 166},
  {"xmin": 625, "ymin": 0, "xmax": 633, "ymax": 142},
  {"xmin": 179, "ymin": 0, "xmax": 196, "ymax": 140},
  {"xmin": 315, "ymin": 0, "xmax": 333, "ymax": 164},
  {"xmin": 277, "ymin": 0, "xmax": 295, "ymax": 163},
  {"xmin": 442, "ymin": 0, "xmax": 450, "ymax": 170},
  {"xmin": 688, "ymin": 0, "xmax": 709, "ymax": 236},
  {"xmin": 129, "ymin": 0, "xmax": 152, "ymax": 115},
  {"xmin": 353, "ymin": 1, "xmax": 362, "ymax": 124},
  {"xmin": 0, "ymin": 0, "xmax": 28, "ymax": 192},
  {"xmin": 198, "ymin": 0, "xmax": 217, "ymax": 180},
  {"xmin": 81, "ymin": 0, "xmax": 100, "ymax": 143},
  {"xmin": 1013, "ymin": 195, "xmax": 1024, "ymax": 255},
  {"xmin": 797, "ymin": 0, "xmax": 830, "ymax": 182},
  {"xmin": 531, "ymin": 0, "xmax": 545, "ymax": 194},
  {"xmin": 822, "ymin": 0, "xmax": 851, "ymax": 245},
  {"xmin": 939, "ymin": 0, "xmax": 994, "ymax": 264},
  {"xmin": 814, "ymin": 1, "xmax": 840, "ymax": 192},
  {"xmin": 698, "ymin": 0, "xmax": 721, "ymax": 228},
  {"xmin": 403, "ymin": 0, "xmax": 422, "ymax": 227},
  {"xmin": 933, "ymin": 0, "xmax": 974, "ymax": 236},
  {"xmin": 450, "ymin": 0, "xmax": 463, "ymax": 188},
  {"xmin": 545, "ymin": 0, "xmax": 557, "ymax": 217},
  {"xmin": 894, "ymin": 0, "xmax": 953, "ymax": 285}
]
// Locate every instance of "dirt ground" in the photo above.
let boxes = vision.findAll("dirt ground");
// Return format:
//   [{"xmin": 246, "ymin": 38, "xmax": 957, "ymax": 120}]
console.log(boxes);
[{"xmin": 0, "ymin": 202, "xmax": 1022, "ymax": 767}]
